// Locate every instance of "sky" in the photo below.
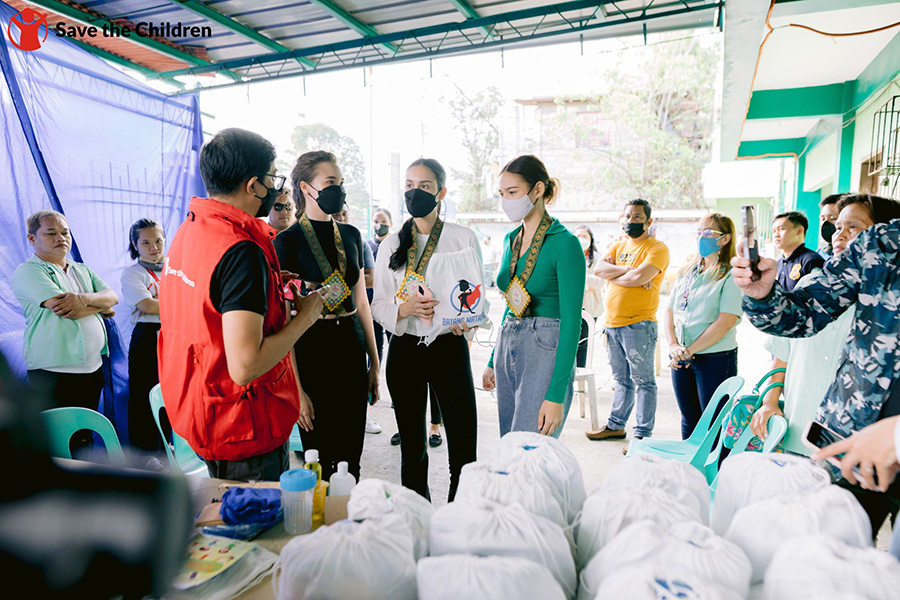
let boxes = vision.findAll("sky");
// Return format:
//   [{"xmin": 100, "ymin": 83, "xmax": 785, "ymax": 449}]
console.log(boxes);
[{"xmin": 195, "ymin": 29, "xmax": 722, "ymax": 212}]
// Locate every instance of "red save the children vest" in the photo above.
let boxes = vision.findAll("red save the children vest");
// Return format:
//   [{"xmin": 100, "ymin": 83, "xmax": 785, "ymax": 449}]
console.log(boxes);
[{"xmin": 158, "ymin": 197, "xmax": 299, "ymax": 461}]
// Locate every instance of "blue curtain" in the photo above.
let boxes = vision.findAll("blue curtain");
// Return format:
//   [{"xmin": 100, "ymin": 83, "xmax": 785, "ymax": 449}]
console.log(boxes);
[{"xmin": 0, "ymin": 1, "xmax": 205, "ymax": 443}]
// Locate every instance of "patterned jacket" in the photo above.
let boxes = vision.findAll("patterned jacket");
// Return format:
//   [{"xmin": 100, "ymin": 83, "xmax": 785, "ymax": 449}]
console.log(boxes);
[{"xmin": 742, "ymin": 219, "xmax": 900, "ymax": 438}]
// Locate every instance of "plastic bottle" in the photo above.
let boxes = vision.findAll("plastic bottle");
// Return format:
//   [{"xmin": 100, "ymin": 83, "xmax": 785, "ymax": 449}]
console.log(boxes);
[
  {"xmin": 329, "ymin": 461, "xmax": 356, "ymax": 496},
  {"xmin": 303, "ymin": 449, "xmax": 322, "ymax": 483},
  {"xmin": 280, "ymin": 468, "xmax": 316, "ymax": 535}
]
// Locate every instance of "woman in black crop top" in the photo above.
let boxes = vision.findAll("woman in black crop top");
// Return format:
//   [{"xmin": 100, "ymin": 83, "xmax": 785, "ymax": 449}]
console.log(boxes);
[{"xmin": 274, "ymin": 151, "xmax": 380, "ymax": 481}]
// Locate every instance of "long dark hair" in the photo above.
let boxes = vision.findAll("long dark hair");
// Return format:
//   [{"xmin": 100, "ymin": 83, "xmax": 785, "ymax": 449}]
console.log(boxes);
[
  {"xmin": 291, "ymin": 150, "xmax": 337, "ymax": 217},
  {"xmin": 127, "ymin": 218, "xmax": 161, "ymax": 260},
  {"xmin": 500, "ymin": 154, "xmax": 560, "ymax": 206},
  {"xmin": 389, "ymin": 158, "xmax": 446, "ymax": 271}
]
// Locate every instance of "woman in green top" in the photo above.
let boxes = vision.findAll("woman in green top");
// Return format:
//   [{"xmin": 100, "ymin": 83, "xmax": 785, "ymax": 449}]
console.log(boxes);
[
  {"xmin": 482, "ymin": 155, "xmax": 585, "ymax": 437},
  {"xmin": 664, "ymin": 212, "xmax": 742, "ymax": 439}
]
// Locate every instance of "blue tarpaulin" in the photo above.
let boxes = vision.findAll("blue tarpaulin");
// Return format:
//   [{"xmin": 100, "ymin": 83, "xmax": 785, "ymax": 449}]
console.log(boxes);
[{"xmin": 0, "ymin": 0, "xmax": 204, "ymax": 443}]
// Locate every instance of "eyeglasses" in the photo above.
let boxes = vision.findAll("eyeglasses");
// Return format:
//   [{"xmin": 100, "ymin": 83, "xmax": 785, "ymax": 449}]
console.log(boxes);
[
  {"xmin": 257, "ymin": 173, "xmax": 286, "ymax": 192},
  {"xmin": 273, "ymin": 202, "xmax": 293, "ymax": 212},
  {"xmin": 695, "ymin": 229, "xmax": 723, "ymax": 239}
]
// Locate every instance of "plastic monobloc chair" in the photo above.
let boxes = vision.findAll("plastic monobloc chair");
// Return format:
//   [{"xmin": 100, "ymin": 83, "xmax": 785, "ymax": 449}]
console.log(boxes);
[
  {"xmin": 627, "ymin": 375, "xmax": 745, "ymax": 463},
  {"xmin": 149, "ymin": 384, "xmax": 207, "ymax": 477},
  {"xmin": 41, "ymin": 407, "xmax": 126, "ymax": 465},
  {"xmin": 709, "ymin": 415, "xmax": 788, "ymax": 497}
]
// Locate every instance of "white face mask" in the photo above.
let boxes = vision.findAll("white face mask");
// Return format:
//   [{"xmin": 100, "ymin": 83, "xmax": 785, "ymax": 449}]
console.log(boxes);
[
  {"xmin": 578, "ymin": 236, "xmax": 591, "ymax": 251},
  {"xmin": 501, "ymin": 189, "xmax": 536, "ymax": 222}
]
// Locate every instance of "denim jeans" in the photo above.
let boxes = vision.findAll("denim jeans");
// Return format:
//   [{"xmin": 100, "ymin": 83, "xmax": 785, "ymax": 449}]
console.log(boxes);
[
  {"xmin": 671, "ymin": 349, "xmax": 738, "ymax": 440},
  {"xmin": 605, "ymin": 320, "xmax": 658, "ymax": 438},
  {"xmin": 495, "ymin": 317, "xmax": 574, "ymax": 439}
]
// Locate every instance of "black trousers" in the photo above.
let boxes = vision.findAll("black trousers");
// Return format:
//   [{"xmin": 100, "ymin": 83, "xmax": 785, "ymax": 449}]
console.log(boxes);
[
  {"xmin": 386, "ymin": 333, "xmax": 477, "ymax": 502},
  {"xmin": 28, "ymin": 368, "xmax": 104, "ymax": 454},
  {"xmin": 295, "ymin": 315, "xmax": 368, "ymax": 481},
  {"xmin": 128, "ymin": 322, "xmax": 162, "ymax": 453},
  {"xmin": 205, "ymin": 442, "xmax": 289, "ymax": 482}
]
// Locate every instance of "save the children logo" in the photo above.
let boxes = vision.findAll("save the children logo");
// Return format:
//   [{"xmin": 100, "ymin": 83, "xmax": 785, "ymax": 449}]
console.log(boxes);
[
  {"xmin": 8, "ymin": 8, "xmax": 49, "ymax": 51},
  {"xmin": 7, "ymin": 8, "xmax": 213, "ymax": 52},
  {"xmin": 449, "ymin": 279, "xmax": 482, "ymax": 316}
]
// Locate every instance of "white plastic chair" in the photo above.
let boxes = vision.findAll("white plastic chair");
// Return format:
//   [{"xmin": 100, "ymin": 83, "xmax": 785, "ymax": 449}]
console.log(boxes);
[{"xmin": 574, "ymin": 309, "xmax": 599, "ymax": 430}]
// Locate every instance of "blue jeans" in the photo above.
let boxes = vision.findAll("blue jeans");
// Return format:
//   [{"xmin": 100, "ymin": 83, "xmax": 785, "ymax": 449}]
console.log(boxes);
[
  {"xmin": 671, "ymin": 349, "xmax": 738, "ymax": 440},
  {"xmin": 605, "ymin": 321, "xmax": 658, "ymax": 438},
  {"xmin": 495, "ymin": 317, "xmax": 574, "ymax": 439}
]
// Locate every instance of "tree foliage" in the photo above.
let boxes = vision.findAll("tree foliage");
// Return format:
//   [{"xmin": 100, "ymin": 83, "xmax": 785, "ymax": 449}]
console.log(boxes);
[
  {"xmin": 445, "ymin": 86, "xmax": 503, "ymax": 212},
  {"xmin": 549, "ymin": 36, "xmax": 718, "ymax": 209},
  {"xmin": 287, "ymin": 123, "xmax": 370, "ymax": 217}
]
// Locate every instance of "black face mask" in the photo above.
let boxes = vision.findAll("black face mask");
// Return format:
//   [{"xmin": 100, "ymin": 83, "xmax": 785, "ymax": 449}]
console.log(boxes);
[
  {"xmin": 311, "ymin": 184, "xmax": 347, "ymax": 215},
  {"xmin": 821, "ymin": 220, "xmax": 836, "ymax": 246},
  {"xmin": 624, "ymin": 222, "xmax": 645, "ymax": 238},
  {"xmin": 374, "ymin": 223, "xmax": 390, "ymax": 237},
  {"xmin": 405, "ymin": 188, "xmax": 438, "ymax": 218},
  {"xmin": 254, "ymin": 183, "xmax": 279, "ymax": 218}
]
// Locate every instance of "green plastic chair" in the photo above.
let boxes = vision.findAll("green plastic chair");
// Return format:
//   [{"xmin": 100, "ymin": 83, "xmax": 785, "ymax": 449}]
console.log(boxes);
[
  {"xmin": 710, "ymin": 415, "xmax": 788, "ymax": 497},
  {"xmin": 627, "ymin": 376, "xmax": 745, "ymax": 465},
  {"xmin": 149, "ymin": 385, "xmax": 207, "ymax": 477},
  {"xmin": 41, "ymin": 407, "xmax": 126, "ymax": 465}
]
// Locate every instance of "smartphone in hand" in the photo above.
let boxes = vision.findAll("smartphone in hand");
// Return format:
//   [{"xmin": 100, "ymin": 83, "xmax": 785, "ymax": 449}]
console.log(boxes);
[
  {"xmin": 416, "ymin": 284, "xmax": 434, "ymax": 326},
  {"xmin": 803, "ymin": 421, "xmax": 875, "ymax": 485},
  {"xmin": 741, "ymin": 205, "xmax": 762, "ymax": 282}
]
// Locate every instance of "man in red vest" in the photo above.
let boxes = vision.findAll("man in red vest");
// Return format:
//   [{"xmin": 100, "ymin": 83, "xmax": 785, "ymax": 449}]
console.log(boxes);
[{"xmin": 159, "ymin": 128, "xmax": 323, "ymax": 481}]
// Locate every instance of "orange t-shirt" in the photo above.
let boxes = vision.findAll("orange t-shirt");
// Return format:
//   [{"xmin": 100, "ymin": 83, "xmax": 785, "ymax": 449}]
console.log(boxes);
[{"xmin": 603, "ymin": 236, "xmax": 670, "ymax": 328}]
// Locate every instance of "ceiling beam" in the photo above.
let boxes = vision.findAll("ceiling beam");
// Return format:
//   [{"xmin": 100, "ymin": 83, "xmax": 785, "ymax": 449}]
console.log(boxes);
[
  {"xmin": 747, "ymin": 84, "xmax": 845, "ymax": 120},
  {"xmin": 854, "ymin": 30, "xmax": 900, "ymax": 109},
  {"xmin": 163, "ymin": 0, "xmax": 720, "ymax": 80},
  {"xmin": 448, "ymin": 0, "xmax": 492, "ymax": 38},
  {"xmin": 307, "ymin": 0, "xmax": 399, "ymax": 55},
  {"xmin": 166, "ymin": 0, "xmax": 315, "ymax": 69}
]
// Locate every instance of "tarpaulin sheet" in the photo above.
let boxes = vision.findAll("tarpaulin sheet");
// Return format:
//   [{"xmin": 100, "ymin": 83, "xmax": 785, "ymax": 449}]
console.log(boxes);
[{"xmin": 0, "ymin": 0, "xmax": 204, "ymax": 443}]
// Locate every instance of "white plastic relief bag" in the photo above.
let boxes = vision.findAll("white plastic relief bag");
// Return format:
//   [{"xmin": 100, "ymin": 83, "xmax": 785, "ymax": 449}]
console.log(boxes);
[
  {"xmin": 726, "ymin": 485, "xmax": 872, "ymax": 583},
  {"xmin": 596, "ymin": 564, "xmax": 745, "ymax": 600},
  {"xmin": 429, "ymin": 499, "xmax": 577, "ymax": 599},
  {"xmin": 764, "ymin": 535, "xmax": 900, "ymax": 600},
  {"xmin": 273, "ymin": 514, "xmax": 417, "ymax": 600},
  {"xmin": 487, "ymin": 431, "xmax": 586, "ymax": 525},
  {"xmin": 575, "ymin": 480, "xmax": 704, "ymax": 570},
  {"xmin": 346, "ymin": 478, "xmax": 434, "ymax": 560},
  {"xmin": 598, "ymin": 453, "xmax": 710, "ymax": 524},
  {"xmin": 712, "ymin": 452, "xmax": 830, "ymax": 535},
  {"xmin": 456, "ymin": 461, "xmax": 570, "ymax": 535},
  {"xmin": 578, "ymin": 521, "xmax": 751, "ymax": 600},
  {"xmin": 416, "ymin": 554, "xmax": 566, "ymax": 600}
]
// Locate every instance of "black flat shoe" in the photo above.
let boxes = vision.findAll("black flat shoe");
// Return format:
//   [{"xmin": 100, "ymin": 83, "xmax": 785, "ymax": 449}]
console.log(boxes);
[
  {"xmin": 429, "ymin": 433, "xmax": 442, "ymax": 448},
  {"xmin": 391, "ymin": 432, "xmax": 401, "ymax": 446}
]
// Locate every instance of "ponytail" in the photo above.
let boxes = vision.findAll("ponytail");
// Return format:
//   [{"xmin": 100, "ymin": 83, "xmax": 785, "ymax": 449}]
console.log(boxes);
[{"xmin": 389, "ymin": 218, "xmax": 415, "ymax": 271}]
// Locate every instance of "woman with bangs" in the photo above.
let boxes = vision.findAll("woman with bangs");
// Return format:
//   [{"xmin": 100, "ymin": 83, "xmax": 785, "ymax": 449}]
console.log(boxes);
[{"xmin": 664, "ymin": 213, "xmax": 742, "ymax": 439}]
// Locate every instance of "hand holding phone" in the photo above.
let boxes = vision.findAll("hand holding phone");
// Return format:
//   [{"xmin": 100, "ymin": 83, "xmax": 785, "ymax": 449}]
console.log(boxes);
[
  {"xmin": 804, "ymin": 421, "xmax": 878, "ymax": 487},
  {"xmin": 741, "ymin": 205, "xmax": 762, "ymax": 282}
]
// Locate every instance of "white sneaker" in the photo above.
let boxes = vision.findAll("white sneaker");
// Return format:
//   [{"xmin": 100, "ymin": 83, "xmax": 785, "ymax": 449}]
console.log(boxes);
[{"xmin": 366, "ymin": 414, "xmax": 382, "ymax": 434}]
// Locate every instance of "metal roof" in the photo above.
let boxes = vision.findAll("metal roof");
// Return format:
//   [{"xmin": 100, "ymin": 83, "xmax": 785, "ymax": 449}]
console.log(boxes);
[{"xmin": 12, "ymin": 0, "xmax": 723, "ymax": 92}]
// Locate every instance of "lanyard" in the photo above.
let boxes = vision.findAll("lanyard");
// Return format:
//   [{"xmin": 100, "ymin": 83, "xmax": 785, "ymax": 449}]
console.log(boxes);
[
  {"xmin": 298, "ymin": 213, "xmax": 347, "ymax": 280},
  {"xmin": 406, "ymin": 218, "xmax": 444, "ymax": 277},
  {"xmin": 508, "ymin": 210, "xmax": 553, "ymax": 287}
]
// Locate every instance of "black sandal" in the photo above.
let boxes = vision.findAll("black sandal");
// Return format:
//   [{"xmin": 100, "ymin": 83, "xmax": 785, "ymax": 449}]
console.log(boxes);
[{"xmin": 429, "ymin": 433, "xmax": 443, "ymax": 448}]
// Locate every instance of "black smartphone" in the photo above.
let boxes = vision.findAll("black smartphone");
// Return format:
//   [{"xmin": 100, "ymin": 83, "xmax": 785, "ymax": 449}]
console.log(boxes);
[
  {"xmin": 741, "ymin": 204, "xmax": 762, "ymax": 282},
  {"xmin": 803, "ymin": 421, "xmax": 875, "ymax": 485}
]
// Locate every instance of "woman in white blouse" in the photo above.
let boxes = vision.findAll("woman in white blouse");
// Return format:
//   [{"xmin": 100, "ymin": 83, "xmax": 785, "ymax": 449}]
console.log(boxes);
[
  {"xmin": 121, "ymin": 218, "xmax": 166, "ymax": 455},
  {"xmin": 371, "ymin": 158, "xmax": 487, "ymax": 502}
]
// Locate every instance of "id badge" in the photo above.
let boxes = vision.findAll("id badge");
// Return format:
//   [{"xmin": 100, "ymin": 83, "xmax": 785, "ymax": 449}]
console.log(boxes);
[{"xmin": 674, "ymin": 320, "xmax": 684, "ymax": 346}]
